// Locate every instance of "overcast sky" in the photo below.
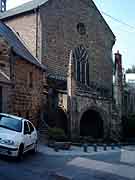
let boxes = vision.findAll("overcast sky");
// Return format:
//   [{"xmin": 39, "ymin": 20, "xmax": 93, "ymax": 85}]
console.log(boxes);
[{"xmin": 6, "ymin": 0, "xmax": 135, "ymax": 70}]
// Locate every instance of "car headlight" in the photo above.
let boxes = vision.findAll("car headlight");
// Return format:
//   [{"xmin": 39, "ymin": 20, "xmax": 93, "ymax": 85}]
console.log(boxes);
[{"xmin": 0, "ymin": 139, "xmax": 15, "ymax": 145}]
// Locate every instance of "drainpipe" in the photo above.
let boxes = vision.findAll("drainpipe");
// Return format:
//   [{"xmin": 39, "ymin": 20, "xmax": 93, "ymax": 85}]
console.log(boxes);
[
  {"xmin": 35, "ymin": 7, "xmax": 39, "ymax": 58},
  {"xmin": 10, "ymin": 47, "xmax": 15, "ymax": 87}
]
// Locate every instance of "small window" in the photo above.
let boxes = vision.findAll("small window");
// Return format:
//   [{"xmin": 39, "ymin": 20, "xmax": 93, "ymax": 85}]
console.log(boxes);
[
  {"xmin": 28, "ymin": 121, "xmax": 34, "ymax": 133},
  {"xmin": 77, "ymin": 23, "xmax": 86, "ymax": 35},
  {"xmin": 24, "ymin": 121, "xmax": 30, "ymax": 134},
  {"xmin": 27, "ymin": 72, "xmax": 33, "ymax": 88}
]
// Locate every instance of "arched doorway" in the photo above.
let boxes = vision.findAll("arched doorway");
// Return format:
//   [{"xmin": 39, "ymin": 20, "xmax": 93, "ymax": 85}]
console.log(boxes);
[
  {"xmin": 45, "ymin": 108, "xmax": 68, "ymax": 134},
  {"xmin": 80, "ymin": 109, "xmax": 104, "ymax": 138},
  {"xmin": 55, "ymin": 108, "xmax": 68, "ymax": 134}
]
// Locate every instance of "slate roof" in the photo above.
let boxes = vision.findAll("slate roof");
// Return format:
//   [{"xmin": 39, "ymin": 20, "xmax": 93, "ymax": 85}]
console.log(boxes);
[
  {"xmin": 0, "ymin": 21, "xmax": 46, "ymax": 70},
  {"xmin": 0, "ymin": 0, "xmax": 48, "ymax": 20}
]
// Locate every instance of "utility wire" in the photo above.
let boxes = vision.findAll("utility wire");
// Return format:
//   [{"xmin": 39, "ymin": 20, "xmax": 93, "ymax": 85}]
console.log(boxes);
[
  {"xmin": 94, "ymin": 1, "xmax": 135, "ymax": 30},
  {"xmin": 101, "ymin": 11, "xmax": 135, "ymax": 30}
]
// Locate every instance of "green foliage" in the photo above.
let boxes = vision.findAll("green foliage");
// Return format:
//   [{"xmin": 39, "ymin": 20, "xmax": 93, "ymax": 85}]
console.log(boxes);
[
  {"xmin": 48, "ymin": 127, "xmax": 67, "ymax": 141},
  {"xmin": 126, "ymin": 65, "xmax": 135, "ymax": 73}
]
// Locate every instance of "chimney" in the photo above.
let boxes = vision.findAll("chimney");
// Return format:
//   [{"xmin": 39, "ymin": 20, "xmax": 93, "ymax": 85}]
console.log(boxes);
[
  {"xmin": 114, "ymin": 50, "xmax": 123, "ymax": 117},
  {"xmin": 0, "ymin": 0, "xmax": 6, "ymax": 12},
  {"xmin": 115, "ymin": 50, "xmax": 122, "ymax": 73}
]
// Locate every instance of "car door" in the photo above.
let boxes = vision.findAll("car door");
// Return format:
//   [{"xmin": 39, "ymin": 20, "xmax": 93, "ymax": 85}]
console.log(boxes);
[
  {"xmin": 27, "ymin": 121, "xmax": 37, "ymax": 145},
  {"xmin": 23, "ymin": 120, "xmax": 31, "ymax": 152}
]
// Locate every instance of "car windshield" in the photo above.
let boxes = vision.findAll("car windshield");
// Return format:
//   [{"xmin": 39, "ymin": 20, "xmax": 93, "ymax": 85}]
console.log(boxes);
[{"xmin": 0, "ymin": 115, "xmax": 22, "ymax": 132}]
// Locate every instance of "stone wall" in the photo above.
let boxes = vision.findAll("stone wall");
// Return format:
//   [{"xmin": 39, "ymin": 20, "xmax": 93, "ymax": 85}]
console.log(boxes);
[
  {"xmin": 73, "ymin": 95, "xmax": 112, "ymax": 137},
  {"xmin": 10, "ymin": 57, "xmax": 44, "ymax": 126},
  {"xmin": 0, "ymin": 36, "xmax": 45, "ymax": 126},
  {"xmin": 40, "ymin": 0, "xmax": 117, "ymax": 139},
  {"xmin": 40, "ymin": 0, "xmax": 115, "ymax": 94}
]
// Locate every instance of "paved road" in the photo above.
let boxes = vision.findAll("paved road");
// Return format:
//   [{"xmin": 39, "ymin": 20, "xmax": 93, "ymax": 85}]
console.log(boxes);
[
  {"xmin": 0, "ymin": 151, "xmax": 73, "ymax": 180},
  {"xmin": 0, "ymin": 146, "xmax": 135, "ymax": 180}
]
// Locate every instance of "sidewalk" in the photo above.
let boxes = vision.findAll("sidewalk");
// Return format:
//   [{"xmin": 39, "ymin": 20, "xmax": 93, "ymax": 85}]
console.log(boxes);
[
  {"xmin": 52, "ymin": 157, "xmax": 133, "ymax": 180},
  {"xmin": 37, "ymin": 144, "xmax": 135, "ymax": 180},
  {"xmin": 38, "ymin": 144, "xmax": 121, "ymax": 156}
]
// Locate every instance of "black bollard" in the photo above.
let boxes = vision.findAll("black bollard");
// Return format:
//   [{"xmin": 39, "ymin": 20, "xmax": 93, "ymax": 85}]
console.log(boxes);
[
  {"xmin": 103, "ymin": 144, "xmax": 107, "ymax": 151},
  {"xmin": 54, "ymin": 144, "xmax": 59, "ymax": 152},
  {"xmin": 93, "ymin": 144, "xmax": 97, "ymax": 152},
  {"xmin": 83, "ymin": 143, "xmax": 88, "ymax": 152},
  {"xmin": 111, "ymin": 143, "xmax": 115, "ymax": 150}
]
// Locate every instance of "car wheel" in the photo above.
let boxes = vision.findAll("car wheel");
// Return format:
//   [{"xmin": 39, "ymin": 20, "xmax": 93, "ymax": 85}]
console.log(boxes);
[{"xmin": 17, "ymin": 144, "xmax": 24, "ymax": 161}]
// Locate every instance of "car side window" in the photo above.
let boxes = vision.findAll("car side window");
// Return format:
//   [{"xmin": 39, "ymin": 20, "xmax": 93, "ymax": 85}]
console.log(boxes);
[
  {"xmin": 24, "ymin": 121, "xmax": 30, "ymax": 134},
  {"xmin": 28, "ymin": 122, "xmax": 34, "ymax": 133}
]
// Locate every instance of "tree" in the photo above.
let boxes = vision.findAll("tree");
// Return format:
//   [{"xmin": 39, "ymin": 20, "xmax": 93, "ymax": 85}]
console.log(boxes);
[{"xmin": 126, "ymin": 65, "xmax": 135, "ymax": 73}]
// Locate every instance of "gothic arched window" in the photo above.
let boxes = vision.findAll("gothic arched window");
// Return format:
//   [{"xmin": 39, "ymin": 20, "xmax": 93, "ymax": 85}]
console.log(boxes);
[{"xmin": 73, "ymin": 45, "xmax": 89, "ymax": 86}]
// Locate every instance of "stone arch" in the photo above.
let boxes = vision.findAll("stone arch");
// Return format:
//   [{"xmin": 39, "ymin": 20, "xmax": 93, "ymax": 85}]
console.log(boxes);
[{"xmin": 79, "ymin": 106, "xmax": 107, "ymax": 138}]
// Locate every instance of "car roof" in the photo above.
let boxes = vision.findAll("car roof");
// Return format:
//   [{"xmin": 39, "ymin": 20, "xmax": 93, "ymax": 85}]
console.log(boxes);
[{"xmin": 0, "ymin": 113, "xmax": 24, "ymax": 121}]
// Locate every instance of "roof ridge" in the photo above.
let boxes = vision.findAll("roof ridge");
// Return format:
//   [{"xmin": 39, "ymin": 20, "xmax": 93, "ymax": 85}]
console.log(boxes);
[{"xmin": 0, "ymin": 0, "xmax": 48, "ymax": 20}]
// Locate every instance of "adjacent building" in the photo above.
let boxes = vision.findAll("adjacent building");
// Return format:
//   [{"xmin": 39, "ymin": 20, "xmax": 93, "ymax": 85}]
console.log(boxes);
[{"xmin": 0, "ymin": 21, "xmax": 46, "ymax": 126}]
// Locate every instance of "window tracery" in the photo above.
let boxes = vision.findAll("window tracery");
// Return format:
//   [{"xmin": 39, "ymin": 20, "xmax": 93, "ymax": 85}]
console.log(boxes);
[{"xmin": 73, "ymin": 45, "xmax": 89, "ymax": 86}]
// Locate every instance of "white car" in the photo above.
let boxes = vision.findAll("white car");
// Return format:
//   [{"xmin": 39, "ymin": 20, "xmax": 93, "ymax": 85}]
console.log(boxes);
[{"xmin": 0, "ymin": 113, "xmax": 38, "ymax": 159}]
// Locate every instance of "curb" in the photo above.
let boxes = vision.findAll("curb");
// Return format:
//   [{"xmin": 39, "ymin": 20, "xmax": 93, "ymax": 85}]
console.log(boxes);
[{"xmin": 39, "ymin": 146, "xmax": 121, "ymax": 156}]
